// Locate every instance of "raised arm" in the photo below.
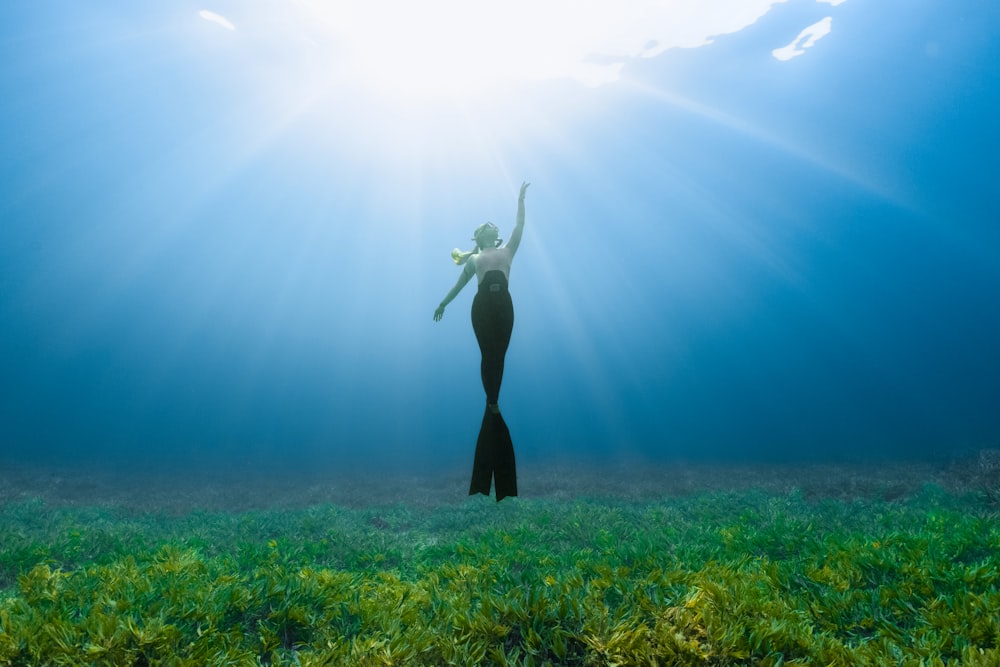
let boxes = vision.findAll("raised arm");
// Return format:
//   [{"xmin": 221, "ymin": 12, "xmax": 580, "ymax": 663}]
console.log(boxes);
[
  {"xmin": 434, "ymin": 259, "xmax": 476, "ymax": 321},
  {"xmin": 504, "ymin": 181, "xmax": 530, "ymax": 257}
]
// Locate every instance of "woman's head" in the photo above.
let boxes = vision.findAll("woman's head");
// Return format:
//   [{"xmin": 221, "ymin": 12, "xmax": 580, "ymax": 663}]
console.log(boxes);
[
  {"xmin": 452, "ymin": 223, "xmax": 503, "ymax": 266},
  {"xmin": 473, "ymin": 222, "xmax": 501, "ymax": 249}
]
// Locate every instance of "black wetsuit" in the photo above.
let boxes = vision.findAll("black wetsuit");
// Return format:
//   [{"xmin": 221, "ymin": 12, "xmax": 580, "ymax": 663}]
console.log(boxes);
[
  {"xmin": 471, "ymin": 270, "xmax": 514, "ymax": 404},
  {"xmin": 469, "ymin": 270, "xmax": 517, "ymax": 500}
]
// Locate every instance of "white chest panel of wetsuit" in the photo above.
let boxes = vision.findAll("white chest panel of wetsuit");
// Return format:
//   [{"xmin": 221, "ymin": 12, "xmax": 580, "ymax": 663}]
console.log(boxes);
[{"xmin": 474, "ymin": 247, "xmax": 512, "ymax": 283}]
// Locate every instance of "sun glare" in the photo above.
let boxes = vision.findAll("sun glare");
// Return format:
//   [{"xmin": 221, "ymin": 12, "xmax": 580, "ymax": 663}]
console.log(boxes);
[
  {"xmin": 195, "ymin": 0, "xmax": 838, "ymax": 139},
  {"xmin": 293, "ymin": 0, "xmax": 624, "ymax": 98},
  {"xmin": 332, "ymin": 4, "xmax": 534, "ymax": 95},
  {"xmin": 288, "ymin": 0, "xmax": 789, "ymax": 101},
  {"xmin": 195, "ymin": 1, "xmax": 849, "ymax": 167},
  {"xmin": 204, "ymin": 0, "xmax": 840, "ymax": 108}
]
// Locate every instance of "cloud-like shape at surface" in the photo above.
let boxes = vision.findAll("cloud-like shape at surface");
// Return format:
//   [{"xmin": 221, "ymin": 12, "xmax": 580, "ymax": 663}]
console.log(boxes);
[
  {"xmin": 772, "ymin": 17, "xmax": 833, "ymax": 61},
  {"xmin": 294, "ymin": 0, "xmax": 792, "ymax": 89},
  {"xmin": 199, "ymin": 10, "xmax": 236, "ymax": 31},
  {"xmin": 817, "ymin": 0, "xmax": 847, "ymax": 5}
]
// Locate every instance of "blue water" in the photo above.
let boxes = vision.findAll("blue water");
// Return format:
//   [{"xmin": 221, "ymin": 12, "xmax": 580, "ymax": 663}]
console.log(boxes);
[{"xmin": 1, "ymin": 1, "xmax": 998, "ymax": 476}]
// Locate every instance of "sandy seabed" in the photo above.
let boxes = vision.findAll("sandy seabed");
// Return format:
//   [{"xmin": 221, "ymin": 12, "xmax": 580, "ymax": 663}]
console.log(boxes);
[{"xmin": 0, "ymin": 456, "xmax": 991, "ymax": 513}]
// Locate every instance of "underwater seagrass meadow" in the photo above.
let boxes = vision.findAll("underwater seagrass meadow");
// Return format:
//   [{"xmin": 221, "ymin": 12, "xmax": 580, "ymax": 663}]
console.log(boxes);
[{"xmin": 2, "ymin": 458, "xmax": 999, "ymax": 666}]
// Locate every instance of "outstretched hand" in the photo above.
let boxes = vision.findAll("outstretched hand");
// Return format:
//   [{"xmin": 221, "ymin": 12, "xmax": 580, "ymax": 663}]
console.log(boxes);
[
  {"xmin": 519, "ymin": 181, "xmax": 530, "ymax": 199},
  {"xmin": 433, "ymin": 305, "xmax": 445, "ymax": 321}
]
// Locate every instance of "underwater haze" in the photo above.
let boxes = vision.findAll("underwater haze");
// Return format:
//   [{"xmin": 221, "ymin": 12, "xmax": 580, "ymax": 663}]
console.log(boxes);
[{"xmin": 1, "ymin": 0, "xmax": 998, "ymax": 476}]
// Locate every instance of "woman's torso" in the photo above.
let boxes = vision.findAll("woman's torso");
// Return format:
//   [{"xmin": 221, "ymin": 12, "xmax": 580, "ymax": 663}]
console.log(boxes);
[{"xmin": 473, "ymin": 247, "xmax": 512, "ymax": 284}]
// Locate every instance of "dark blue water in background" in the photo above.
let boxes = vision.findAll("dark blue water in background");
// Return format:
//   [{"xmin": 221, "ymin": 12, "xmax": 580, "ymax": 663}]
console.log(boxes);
[{"xmin": 2, "ymin": 1, "xmax": 998, "ymax": 478}]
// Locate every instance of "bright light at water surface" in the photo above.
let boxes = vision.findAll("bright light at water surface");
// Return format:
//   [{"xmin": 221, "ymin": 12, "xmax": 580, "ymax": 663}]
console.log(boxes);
[
  {"xmin": 196, "ymin": 0, "xmax": 813, "ymax": 149},
  {"xmin": 187, "ymin": 0, "xmax": 856, "ymax": 193},
  {"xmin": 289, "ymin": 0, "xmax": 789, "ymax": 96}
]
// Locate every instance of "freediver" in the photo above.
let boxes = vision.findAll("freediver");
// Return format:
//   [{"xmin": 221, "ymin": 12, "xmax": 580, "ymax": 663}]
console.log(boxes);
[{"xmin": 434, "ymin": 181, "xmax": 530, "ymax": 501}]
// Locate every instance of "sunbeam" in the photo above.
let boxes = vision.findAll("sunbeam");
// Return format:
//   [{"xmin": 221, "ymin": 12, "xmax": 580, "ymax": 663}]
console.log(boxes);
[{"xmin": 621, "ymin": 78, "xmax": 912, "ymax": 209}]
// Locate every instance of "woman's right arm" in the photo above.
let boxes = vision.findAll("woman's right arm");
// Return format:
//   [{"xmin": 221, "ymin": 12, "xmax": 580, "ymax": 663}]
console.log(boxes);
[
  {"xmin": 505, "ymin": 181, "xmax": 530, "ymax": 257},
  {"xmin": 434, "ymin": 260, "xmax": 475, "ymax": 321}
]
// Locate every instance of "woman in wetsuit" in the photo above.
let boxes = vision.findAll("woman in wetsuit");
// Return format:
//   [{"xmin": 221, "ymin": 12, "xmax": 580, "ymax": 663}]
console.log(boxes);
[{"xmin": 434, "ymin": 181, "xmax": 529, "ymax": 500}]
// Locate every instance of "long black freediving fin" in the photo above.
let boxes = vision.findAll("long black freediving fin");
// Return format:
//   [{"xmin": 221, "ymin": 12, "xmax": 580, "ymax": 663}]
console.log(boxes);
[
  {"xmin": 469, "ymin": 406, "xmax": 517, "ymax": 501},
  {"xmin": 469, "ymin": 407, "xmax": 494, "ymax": 497}
]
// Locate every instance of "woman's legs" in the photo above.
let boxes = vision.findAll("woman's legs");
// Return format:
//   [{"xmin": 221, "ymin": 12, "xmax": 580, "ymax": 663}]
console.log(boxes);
[{"xmin": 471, "ymin": 280, "xmax": 514, "ymax": 406}]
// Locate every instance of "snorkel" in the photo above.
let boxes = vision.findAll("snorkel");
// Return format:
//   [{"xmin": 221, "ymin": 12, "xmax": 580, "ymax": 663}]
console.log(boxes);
[
  {"xmin": 473, "ymin": 222, "xmax": 502, "ymax": 249},
  {"xmin": 452, "ymin": 223, "xmax": 502, "ymax": 265}
]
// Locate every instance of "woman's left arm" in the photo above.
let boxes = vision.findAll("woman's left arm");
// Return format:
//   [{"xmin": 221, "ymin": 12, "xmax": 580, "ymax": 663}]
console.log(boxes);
[
  {"xmin": 433, "ymin": 260, "xmax": 476, "ymax": 321},
  {"xmin": 505, "ymin": 181, "xmax": 530, "ymax": 256}
]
